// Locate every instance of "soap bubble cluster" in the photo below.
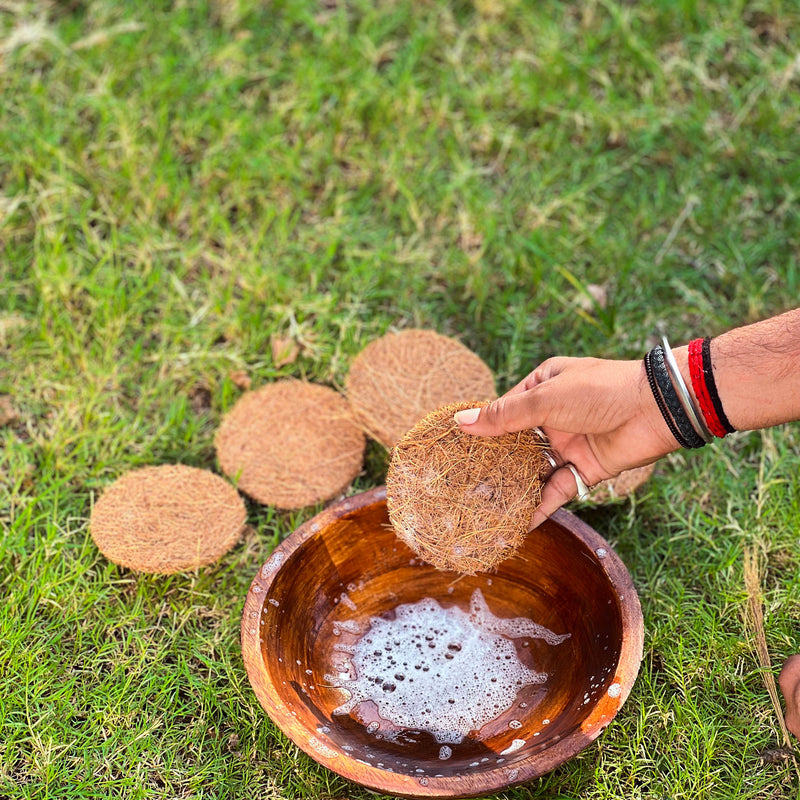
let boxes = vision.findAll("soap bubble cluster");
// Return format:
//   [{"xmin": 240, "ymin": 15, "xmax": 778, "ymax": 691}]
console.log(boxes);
[{"xmin": 326, "ymin": 589, "xmax": 569, "ymax": 744}]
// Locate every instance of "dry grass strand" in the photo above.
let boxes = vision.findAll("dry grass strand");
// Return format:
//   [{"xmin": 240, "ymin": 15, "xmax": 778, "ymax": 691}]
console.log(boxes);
[
  {"xmin": 215, "ymin": 380, "xmax": 366, "ymax": 509},
  {"xmin": 90, "ymin": 464, "xmax": 247, "ymax": 573},
  {"xmin": 345, "ymin": 329, "xmax": 496, "ymax": 447},
  {"xmin": 743, "ymin": 545, "xmax": 800, "ymax": 773},
  {"xmin": 386, "ymin": 401, "xmax": 549, "ymax": 574}
]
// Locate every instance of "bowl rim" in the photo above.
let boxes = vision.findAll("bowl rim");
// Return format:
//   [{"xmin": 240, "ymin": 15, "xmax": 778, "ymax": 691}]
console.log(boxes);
[{"xmin": 241, "ymin": 486, "xmax": 643, "ymax": 799}]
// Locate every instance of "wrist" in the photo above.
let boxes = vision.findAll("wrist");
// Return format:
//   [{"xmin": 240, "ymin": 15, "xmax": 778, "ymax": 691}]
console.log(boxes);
[
  {"xmin": 708, "ymin": 310, "xmax": 800, "ymax": 431},
  {"xmin": 652, "ymin": 341, "xmax": 733, "ymax": 445},
  {"xmin": 663, "ymin": 309, "xmax": 800, "ymax": 435}
]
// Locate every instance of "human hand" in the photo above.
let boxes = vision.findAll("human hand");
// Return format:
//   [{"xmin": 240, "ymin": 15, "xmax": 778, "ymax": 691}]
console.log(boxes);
[
  {"xmin": 779, "ymin": 654, "xmax": 800, "ymax": 739},
  {"xmin": 455, "ymin": 356, "xmax": 679, "ymax": 529}
]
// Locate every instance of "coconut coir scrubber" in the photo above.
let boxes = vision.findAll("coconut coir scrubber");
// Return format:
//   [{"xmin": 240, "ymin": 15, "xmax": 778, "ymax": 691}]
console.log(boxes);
[
  {"xmin": 215, "ymin": 380, "xmax": 366, "ymax": 510},
  {"xmin": 386, "ymin": 401, "xmax": 551, "ymax": 574},
  {"xmin": 345, "ymin": 329, "xmax": 497, "ymax": 448},
  {"xmin": 586, "ymin": 463, "xmax": 655, "ymax": 504},
  {"xmin": 90, "ymin": 464, "xmax": 247, "ymax": 573}
]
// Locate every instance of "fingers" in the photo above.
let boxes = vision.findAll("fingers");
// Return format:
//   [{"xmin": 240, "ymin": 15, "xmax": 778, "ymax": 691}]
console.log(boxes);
[
  {"xmin": 529, "ymin": 466, "xmax": 583, "ymax": 529},
  {"xmin": 503, "ymin": 357, "xmax": 572, "ymax": 398},
  {"xmin": 454, "ymin": 390, "xmax": 544, "ymax": 435},
  {"xmin": 455, "ymin": 357, "xmax": 578, "ymax": 435}
]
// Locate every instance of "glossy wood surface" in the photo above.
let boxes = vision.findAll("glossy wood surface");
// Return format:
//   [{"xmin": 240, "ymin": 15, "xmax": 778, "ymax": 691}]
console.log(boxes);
[{"xmin": 241, "ymin": 486, "xmax": 643, "ymax": 798}]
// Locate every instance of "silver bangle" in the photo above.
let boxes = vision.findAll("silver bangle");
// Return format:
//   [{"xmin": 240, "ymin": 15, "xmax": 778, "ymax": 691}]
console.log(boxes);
[{"xmin": 660, "ymin": 336, "xmax": 713, "ymax": 443}]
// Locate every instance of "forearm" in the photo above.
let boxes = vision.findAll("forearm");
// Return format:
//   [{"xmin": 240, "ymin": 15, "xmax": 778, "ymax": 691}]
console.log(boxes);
[
  {"xmin": 672, "ymin": 308, "xmax": 800, "ymax": 433},
  {"xmin": 456, "ymin": 307, "xmax": 800, "ymax": 520}
]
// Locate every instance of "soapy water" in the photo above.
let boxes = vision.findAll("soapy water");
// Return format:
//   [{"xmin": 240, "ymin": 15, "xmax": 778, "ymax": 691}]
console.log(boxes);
[{"xmin": 326, "ymin": 588, "xmax": 570, "ymax": 745}]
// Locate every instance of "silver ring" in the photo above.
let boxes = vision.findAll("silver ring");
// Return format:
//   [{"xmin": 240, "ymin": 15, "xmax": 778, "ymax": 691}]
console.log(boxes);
[
  {"xmin": 565, "ymin": 463, "xmax": 592, "ymax": 501},
  {"xmin": 534, "ymin": 428, "xmax": 559, "ymax": 472},
  {"xmin": 538, "ymin": 438, "xmax": 592, "ymax": 502}
]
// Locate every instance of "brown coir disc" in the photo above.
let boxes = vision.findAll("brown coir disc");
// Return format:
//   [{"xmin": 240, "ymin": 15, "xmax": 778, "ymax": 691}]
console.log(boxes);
[
  {"xmin": 586, "ymin": 463, "xmax": 656, "ymax": 504},
  {"xmin": 345, "ymin": 329, "xmax": 497, "ymax": 447},
  {"xmin": 386, "ymin": 401, "xmax": 550, "ymax": 575},
  {"xmin": 90, "ymin": 464, "xmax": 247, "ymax": 573},
  {"xmin": 215, "ymin": 380, "xmax": 366, "ymax": 509}
]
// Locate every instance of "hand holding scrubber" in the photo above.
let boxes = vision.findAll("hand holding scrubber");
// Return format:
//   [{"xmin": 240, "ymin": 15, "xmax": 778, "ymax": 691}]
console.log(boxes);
[{"xmin": 386, "ymin": 401, "xmax": 551, "ymax": 574}]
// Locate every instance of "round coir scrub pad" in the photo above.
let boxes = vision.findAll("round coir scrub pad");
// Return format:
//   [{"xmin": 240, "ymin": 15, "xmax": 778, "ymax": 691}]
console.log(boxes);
[
  {"xmin": 345, "ymin": 329, "xmax": 497, "ymax": 448},
  {"xmin": 90, "ymin": 464, "xmax": 247, "ymax": 573},
  {"xmin": 585, "ymin": 463, "xmax": 655, "ymax": 505},
  {"xmin": 215, "ymin": 381, "xmax": 366, "ymax": 509},
  {"xmin": 386, "ymin": 401, "xmax": 550, "ymax": 575}
]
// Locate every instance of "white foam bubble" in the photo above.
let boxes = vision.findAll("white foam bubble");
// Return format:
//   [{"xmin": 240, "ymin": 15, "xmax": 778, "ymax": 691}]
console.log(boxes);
[
  {"xmin": 500, "ymin": 739, "xmax": 526, "ymax": 755},
  {"xmin": 328, "ymin": 589, "xmax": 567, "ymax": 744},
  {"xmin": 469, "ymin": 589, "xmax": 570, "ymax": 645},
  {"xmin": 337, "ymin": 619, "xmax": 362, "ymax": 634},
  {"xmin": 340, "ymin": 592, "xmax": 357, "ymax": 611},
  {"xmin": 262, "ymin": 551, "xmax": 285, "ymax": 577},
  {"xmin": 308, "ymin": 736, "xmax": 337, "ymax": 758}
]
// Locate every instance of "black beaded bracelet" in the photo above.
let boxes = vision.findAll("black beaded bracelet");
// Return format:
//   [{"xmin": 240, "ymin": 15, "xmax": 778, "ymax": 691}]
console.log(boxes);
[{"xmin": 645, "ymin": 345, "xmax": 706, "ymax": 449}]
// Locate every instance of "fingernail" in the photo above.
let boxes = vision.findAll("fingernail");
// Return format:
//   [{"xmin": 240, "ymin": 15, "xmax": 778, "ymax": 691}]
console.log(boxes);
[{"xmin": 454, "ymin": 407, "xmax": 481, "ymax": 426}]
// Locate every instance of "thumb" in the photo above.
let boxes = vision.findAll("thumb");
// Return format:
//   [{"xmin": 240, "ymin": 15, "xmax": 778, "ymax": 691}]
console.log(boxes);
[{"xmin": 454, "ymin": 392, "xmax": 542, "ymax": 436}]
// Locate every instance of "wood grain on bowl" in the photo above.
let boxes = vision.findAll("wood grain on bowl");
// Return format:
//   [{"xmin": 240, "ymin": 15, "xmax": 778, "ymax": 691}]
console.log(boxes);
[{"xmin": 241, "ymin": 487, "xmax": 643, "ymax": 798}]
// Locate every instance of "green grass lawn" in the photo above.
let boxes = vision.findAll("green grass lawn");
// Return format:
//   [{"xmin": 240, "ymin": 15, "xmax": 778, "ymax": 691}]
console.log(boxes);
[{"xmin": 2, "ymin": 0, "xmax": 800, "ymax": 797}]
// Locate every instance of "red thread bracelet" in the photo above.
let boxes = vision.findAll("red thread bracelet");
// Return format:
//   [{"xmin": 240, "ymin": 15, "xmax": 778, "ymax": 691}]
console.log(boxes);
[{"xmin": 688, "ymin": 338, "xmax": 728, "ymax": 438}]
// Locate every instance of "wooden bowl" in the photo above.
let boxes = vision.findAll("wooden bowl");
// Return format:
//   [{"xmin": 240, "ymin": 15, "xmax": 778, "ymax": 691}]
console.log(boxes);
[{"xmin": 241, "ymin": 487, "xmax": 643, "ymax": 798}]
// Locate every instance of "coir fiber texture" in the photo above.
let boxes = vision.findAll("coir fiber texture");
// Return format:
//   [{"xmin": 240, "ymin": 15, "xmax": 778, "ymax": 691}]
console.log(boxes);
[
  {"xmin": 90, "ymin": 464, "xmax": 247, "ymax": 573},
  {"xmin": 586, "ymin": 463, "xmax": 655, "ymax": 504},
  {"xmin": 345, "ymin": 329, "xmax": 496, "ymax": 447},
  {"xmin": 386, "ymin": 401, "xmax": 549, "ymax": 574},
  {"xmin": 215, "ymin": 380, "xmax": 366, "ymax": 509}
]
